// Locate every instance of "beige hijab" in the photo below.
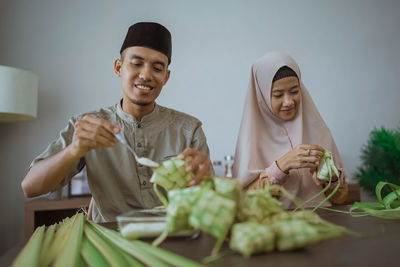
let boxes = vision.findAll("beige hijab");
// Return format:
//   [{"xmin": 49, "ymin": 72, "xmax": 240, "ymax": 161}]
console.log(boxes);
[{"xmin": 232, "ymin": 52, "xmax": 345, "ymax": 208}]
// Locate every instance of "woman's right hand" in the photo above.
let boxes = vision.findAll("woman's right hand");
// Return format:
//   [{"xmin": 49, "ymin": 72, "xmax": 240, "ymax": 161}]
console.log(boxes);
[
  {"xmin": 67, "ymin": 115, "xmax": 120, "ymax": 158},
  {"xmin": 276, "ymin": 144, "xmax": 324, "ymax": 173}
]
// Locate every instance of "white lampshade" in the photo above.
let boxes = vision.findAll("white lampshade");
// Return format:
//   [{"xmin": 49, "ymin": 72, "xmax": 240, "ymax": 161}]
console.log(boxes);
[{"xmin": 0, "ymin": 65, "xmax": 38, "ymax": 122}]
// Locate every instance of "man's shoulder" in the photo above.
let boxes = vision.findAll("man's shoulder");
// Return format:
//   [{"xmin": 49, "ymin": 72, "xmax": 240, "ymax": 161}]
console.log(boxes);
[
  {"xmin": 70, "ymin": 103, "xmax": 118, "ymax": 122},
  {"xmin": 158, "ymin": 105, "xmax": 202, "ymax": 126}
]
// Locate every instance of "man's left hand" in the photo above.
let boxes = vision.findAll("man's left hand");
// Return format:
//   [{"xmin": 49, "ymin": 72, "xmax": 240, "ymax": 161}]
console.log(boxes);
[{"xmin": 178, "ymin": 148, "xmax": 211, "ymax": 186}]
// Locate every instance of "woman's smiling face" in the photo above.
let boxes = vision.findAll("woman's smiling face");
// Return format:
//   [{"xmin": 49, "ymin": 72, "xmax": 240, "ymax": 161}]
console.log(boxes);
[{"xmin": 270, "ymin": 76, "xmax": 301, "ymax": 121}]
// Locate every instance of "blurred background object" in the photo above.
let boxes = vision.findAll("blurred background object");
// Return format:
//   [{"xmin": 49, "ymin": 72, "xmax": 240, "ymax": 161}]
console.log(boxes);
[{"xmin": 0, "ymin": 65, "xmax": 38, "ymax": 122}]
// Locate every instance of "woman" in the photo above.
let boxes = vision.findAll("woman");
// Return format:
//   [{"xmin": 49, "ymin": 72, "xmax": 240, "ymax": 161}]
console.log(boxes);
[{"xmin": 233, "ymin": 52, "xmax": 348, "ymax": 209}]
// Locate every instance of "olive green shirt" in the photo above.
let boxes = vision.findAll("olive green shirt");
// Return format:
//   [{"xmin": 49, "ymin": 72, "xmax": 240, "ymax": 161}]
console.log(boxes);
[{"xmin": 31, "ymin": 102, "xmax": 211, "ymax": 222}]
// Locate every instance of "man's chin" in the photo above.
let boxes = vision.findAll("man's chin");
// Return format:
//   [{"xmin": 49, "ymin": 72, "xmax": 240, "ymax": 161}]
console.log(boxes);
[{"xmin": 130, "ymin": 99, "xmax": 152, "ymax": 107}]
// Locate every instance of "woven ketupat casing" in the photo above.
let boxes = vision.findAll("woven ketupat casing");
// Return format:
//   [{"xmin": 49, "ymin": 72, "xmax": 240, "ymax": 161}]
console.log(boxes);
[
  {"xmin": 317, "ymin": 150, "xmax": 339, "ymax": 180},
  {"xmin": 230, "ymin": 222, "xmax": 275, "ymax": 257},
  {"xmin": 274, "ymin": 220, "xmax": 319, "ymax": 251},
  {"xmin": 165, "ymin": 186, "xmax": 203, "ymax": 233},
  {"xmin": 189, "ymin": 188, "xmax": 236, "ymax": 239},
  {"xmin": 150, "ymin": 157, "xmax": 194, "ymax": 191},
  {"xmin": 212, "ymin": 177, "xmax": 242, "ymax": 202},
  {"xmin": 241, "ymin": 189, "xmax": 283, "ymax": 222}
]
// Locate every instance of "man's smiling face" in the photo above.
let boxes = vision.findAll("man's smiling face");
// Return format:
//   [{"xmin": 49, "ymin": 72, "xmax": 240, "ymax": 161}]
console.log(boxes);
[{"xmin": 115, "ymin": 46, "xmax": 170, "ymax": 107}]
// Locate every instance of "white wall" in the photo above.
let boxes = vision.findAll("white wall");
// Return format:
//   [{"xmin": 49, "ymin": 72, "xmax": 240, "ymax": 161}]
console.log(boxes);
[{"xmin": 1, "ymin": 0, "xmax": 399, "ymax": 253}]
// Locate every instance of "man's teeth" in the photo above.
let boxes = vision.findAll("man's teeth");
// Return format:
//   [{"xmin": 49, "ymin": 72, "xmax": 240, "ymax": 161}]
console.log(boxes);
[{"xmin": 136, "ymin": 85, "xmax": 152, "ymax": 90}]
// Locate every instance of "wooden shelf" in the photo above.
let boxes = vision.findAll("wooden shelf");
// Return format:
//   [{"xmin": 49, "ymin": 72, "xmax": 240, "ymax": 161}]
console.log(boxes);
[{"xmin": 24, "ymin": 197, "xmax": 90, "ymax": 239}]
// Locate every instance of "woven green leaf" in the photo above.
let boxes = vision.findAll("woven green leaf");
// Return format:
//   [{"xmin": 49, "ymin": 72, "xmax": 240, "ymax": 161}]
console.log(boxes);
[
  {"xmin": 239, "ymin": 189, "xmax": 283, "ymax": 223},
  {"xmin": 273, "ymin": 220, "xmax": 319, "ymax": 251},
  {"xmin": 229, "ymin": 222, "xmax": 275, "ymax": 257},
  {"xmin": 317, "ymin": 150, "xmax": 339, "ymax": 180},
  {"xmin": 166, "ymin": 186, "xmax": 203, "ymax": 233},
  {"xmin": 212, "ymin": 176, "xmax": 242, "ymax": 202},
  {"xmin": 189, "ymin": 188, "xmax": 236, "ymax": 254},
  {"xmin": 150, "ymin": 157, "xmax": 194, "ymax": 191}
]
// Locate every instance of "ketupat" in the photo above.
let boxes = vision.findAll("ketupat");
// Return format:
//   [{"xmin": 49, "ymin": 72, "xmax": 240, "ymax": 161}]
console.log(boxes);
[
  {"xmin": 149, "ymin": 168, "xmax": 348, "ymax": 259},
  {"xmin": 189, "ymin": 188, "xmax": 237, "ymax": 255},
  {"xmin": 273, "ymin": 220, "xmax": 320, "ymax": 251},
  {"xmin": 150, "ymin": 157, "xmax": 194, "ymax": 191},
  {"xmin": 238, "ymin": 188, "xmax": 283, "ymax": 223},
  {"xmin": 152, "ymin": 185, "xmax": 204, "ymax": 246},
  {"xmin": 230, "ymin": 209, "xmax": 346, "ymax": 257},
  {"xmin": 296, "ymin": 149, "xmax": 341, "ymax": 212},
  {"xmin": 317, "ymin": 150, "xmax": 340, "ymax": 180},
  {"xmin": 152, "ymin": 178, "xmax": 242, "ymax": 254},
  {"xmin": 212, "ymin": 176, "xmax": 242, "ymax": 202},
  {"xmin": 165, "ymin": 185, "xmax": 203, "ymax": 232},
  {"xmin": 229, "ymin": 222, "xmax": 275, "ymax": 257}
]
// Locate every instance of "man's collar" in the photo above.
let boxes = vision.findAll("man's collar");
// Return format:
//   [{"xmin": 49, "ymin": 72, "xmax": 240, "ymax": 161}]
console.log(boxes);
[{"xmin": 116, "ymin": 99, "xmax": 160, "ymax": 124}]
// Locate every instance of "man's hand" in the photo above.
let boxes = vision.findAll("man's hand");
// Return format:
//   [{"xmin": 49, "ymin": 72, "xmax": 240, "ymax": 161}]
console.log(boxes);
[
  {"xmin": 68, "ymin": 115, "xmax": 120, "ymax": 158},
  {"xmin": 277, "ymin": 144, "xmax": 324, "ymax": 174},
  {"xmin": 178, "ymin": 148, "xmax": 212, "ymax": 186}
]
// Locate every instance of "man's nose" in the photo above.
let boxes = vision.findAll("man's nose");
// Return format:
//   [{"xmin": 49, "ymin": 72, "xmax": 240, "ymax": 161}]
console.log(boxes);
[{"xmin": 139, "ymin": 65, "xmax": 152, "ymax": 81}]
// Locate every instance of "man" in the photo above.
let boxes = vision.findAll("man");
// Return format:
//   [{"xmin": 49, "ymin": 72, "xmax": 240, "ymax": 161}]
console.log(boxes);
[{"xmin": 21, "ymin": 22, "xmax": 212, "ymax": 222}]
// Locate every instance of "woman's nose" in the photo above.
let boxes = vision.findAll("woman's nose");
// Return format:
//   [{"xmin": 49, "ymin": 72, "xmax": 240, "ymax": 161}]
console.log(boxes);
[{"xmin": 283, "ymin": 94, "xmax": 294, "ymax": 106}]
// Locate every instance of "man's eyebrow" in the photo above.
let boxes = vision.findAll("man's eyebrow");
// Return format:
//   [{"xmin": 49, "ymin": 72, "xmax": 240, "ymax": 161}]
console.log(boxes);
[
  {"xmin": 130, "ymin": 55, "xmax": 166, "ymax": 68},
  {"xmin": 130, "ymin": 54, "xmax": 145, "ymax": 60}
]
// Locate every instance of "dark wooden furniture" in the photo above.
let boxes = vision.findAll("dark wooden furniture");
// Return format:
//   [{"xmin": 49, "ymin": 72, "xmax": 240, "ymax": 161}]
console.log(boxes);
[
  {"xmin": 24, "ymin": 197, "xmax": 91, "ymax": 239},
  {"xmin": 345, "ymin": 183, "xmax": 361, "ymax": 204}
]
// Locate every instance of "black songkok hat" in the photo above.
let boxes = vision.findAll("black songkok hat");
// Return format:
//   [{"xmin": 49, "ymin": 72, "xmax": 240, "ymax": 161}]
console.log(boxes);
[
  {"xmin": 272, "ymin": 66, "xmax": 298, "ymax": 82},
  {"xmin": 120, "ymin": 22, "xmax": 172, "ymax": 64}
]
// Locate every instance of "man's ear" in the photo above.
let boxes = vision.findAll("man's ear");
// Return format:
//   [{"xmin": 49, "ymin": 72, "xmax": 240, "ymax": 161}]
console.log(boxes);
[
  {"xmin": 114, "ymin": 58, "xmax": 122, "ymax": 77},
  {"xmin": 163, "ymin": 69, "xmax": 171, "ymax": 85}
]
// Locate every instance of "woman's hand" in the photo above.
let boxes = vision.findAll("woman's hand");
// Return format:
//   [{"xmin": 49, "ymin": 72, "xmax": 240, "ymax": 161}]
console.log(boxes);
[{"xmin": 276, "ymin": 144, "xmax": 324, "ymax": 174}]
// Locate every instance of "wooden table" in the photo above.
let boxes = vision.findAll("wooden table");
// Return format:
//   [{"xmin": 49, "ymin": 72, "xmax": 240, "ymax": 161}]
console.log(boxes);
[
  {"xmin": 2, "ymin": 205, "xmax": 399, "ymax": 267},
  {"xmin": 157, "ymin": 206, "xmax": 399, "ymax": 267}
]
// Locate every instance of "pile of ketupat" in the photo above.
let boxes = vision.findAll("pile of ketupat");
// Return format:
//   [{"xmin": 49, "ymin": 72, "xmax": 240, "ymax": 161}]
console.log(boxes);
[
  {"xmin": 14, "ymin": 151, "xmax": 346, "ymax": 266},
  {"xmin": 145, "ymin": 153, "xmax": 350, "ymax": 258},
  {"xmin": 12, "ymin": 213, "xmax": 204, "ymax": 267}
]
